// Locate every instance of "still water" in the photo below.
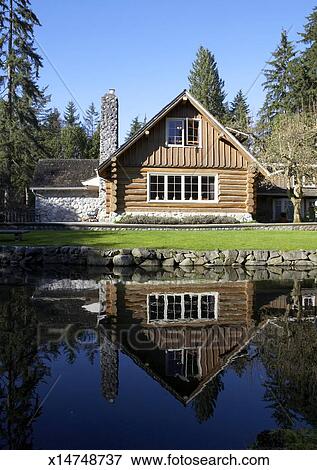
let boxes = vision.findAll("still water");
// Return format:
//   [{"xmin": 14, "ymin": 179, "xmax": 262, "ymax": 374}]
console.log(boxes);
[{"xmin": 0, "ymin": 266, "xmax": 316, "ymax": 449}]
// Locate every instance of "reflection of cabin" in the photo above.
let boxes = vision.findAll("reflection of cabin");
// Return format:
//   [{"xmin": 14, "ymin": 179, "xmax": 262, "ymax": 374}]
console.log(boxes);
[
  {"xmin": 257, "ymin": 285, "xmax": 317, "ymax": 317},
  {"xmin": 100, "ymin": 280, "xmax": 255, "ymax": 404}
]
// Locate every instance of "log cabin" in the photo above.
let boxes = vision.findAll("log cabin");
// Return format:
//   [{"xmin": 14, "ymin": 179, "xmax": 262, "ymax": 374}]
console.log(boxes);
[
  {"xmin": 30, "ymin": 88, "xmax": 317, "ymax": 223},
  {"xmin": 97, "ymin": 89, "xmax": 269, "ymax": 222}
]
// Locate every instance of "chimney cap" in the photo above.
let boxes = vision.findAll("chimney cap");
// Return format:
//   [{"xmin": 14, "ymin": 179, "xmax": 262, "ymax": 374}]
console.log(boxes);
[{"xmin": 108, "ymin": 88, "xmax": 116, "ymax": 95}]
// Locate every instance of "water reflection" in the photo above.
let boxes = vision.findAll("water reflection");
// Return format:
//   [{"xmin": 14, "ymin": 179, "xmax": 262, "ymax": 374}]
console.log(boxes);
[{"xmin": 0, "ymin": 267, "xmax": 317, "ymax": 449}]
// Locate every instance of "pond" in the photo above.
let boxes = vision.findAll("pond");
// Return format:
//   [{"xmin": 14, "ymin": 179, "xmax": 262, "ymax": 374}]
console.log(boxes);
[{"xmin": 0, "ymin": 266, "xmax": 317, "ymax": 450}]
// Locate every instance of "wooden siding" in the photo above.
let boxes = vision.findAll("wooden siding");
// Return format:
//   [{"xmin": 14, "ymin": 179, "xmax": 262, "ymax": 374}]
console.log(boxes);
[
  {"xmin": 122, "ymin": 281, "xmax": 254, "ymax": 326},
  {"xmin": 119, "ymin": 101, "xmax": 248, "ymax": 170},
  {"xmin": 116, "ymin": 166, "xmax": 252, "ymax": 213}
]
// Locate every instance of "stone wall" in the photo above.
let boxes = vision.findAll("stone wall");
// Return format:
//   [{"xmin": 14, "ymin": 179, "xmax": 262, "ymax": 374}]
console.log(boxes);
[
  {"xmin": 1, "ymin": 245, "xmax": 317, "ymax": 270},
  {"xmin": 35, "ymin": 190, "xmax": 99, "ymax": 222}
]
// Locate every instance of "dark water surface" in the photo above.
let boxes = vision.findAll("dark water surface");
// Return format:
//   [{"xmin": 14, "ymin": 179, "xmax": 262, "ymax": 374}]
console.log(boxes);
[{"xmin": 0, "ymin": 267, "xmax": 316, "ymax": 449}]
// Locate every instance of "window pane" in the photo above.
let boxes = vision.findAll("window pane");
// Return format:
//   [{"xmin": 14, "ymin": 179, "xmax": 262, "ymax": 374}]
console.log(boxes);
[
  {"xmin": 187, "ymin": 119, "xmax": 200, "ymax": 146},
  {"xmin": 184, "ymin": 176, "xmax": 199, "ymax": 200},
  {"xmin": 167, "ymin": 120, "xmax": 183, "ymax": 145},
  {"xmin": 149, "ymin": 295, "xmax": 165, "ymax": 321},
  {"xmin": 167, "ymin": 175, "xmax": 182, "ymax": 200},
  {"xmin": 201, "ymin": 295, "xmax": 216, "ymax": 319},
  {"xmin": 149, "ymin": 175, "xmax": 165, "ymax": 200},
  {"xmin": 201, "ymin": 176, "xmax": 215, "ymax": 201}
]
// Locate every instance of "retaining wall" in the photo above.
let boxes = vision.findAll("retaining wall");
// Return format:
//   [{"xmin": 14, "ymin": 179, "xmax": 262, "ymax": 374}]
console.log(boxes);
[{"xmin": 1, "ymin": 246, "xmax": 317, "ymax": 269}]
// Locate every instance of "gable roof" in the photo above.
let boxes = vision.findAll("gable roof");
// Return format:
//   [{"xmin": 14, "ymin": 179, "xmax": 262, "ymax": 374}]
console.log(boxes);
[
  {"xmin": 98, "ymin": 89, "xmax": 269, "ymax": 176},
  {"xmin": 31, "ymin": 159, "xmax": 99, "ymax": 189}
]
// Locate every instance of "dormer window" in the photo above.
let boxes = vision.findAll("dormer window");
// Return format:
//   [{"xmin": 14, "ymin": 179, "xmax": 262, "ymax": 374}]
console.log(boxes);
[{"xmin": 166, "ymin": 118, "xmax": 201, "ymax": 147}]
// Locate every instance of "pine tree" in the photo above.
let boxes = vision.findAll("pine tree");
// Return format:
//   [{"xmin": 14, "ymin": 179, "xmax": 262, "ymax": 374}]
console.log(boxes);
[
  {"xmin": 188, "ymin": 46, "xmax": 227, "ymax": 120},
  {"xmin": 84, "ymin": 102, "xmax": 99, "ymax": 138},
  {"xmin": 61, "ymin": 126, "xmax": 87, "ymax": 159},
  {"xmin": 42, "ymin": 108, "xmax": 62, "ymax": 159},
  {"xmin": 61, "ymin": 101, "xmax": 87, "ymax": 158},
  {"xmin": 125, "ymin": 115, "xmax": 146, "ymax": 141},
  {"xmin": 229, "ymin": 90, "xmax": 251, "ymax": 136},
  {"xmin": 64, "ymin": 100, "xmax": 79, "ymax": 126},
  {"xmin": 297, "ymin": 6, "xmax": 317, "ymax": 110},
  {"xmin": 259, "ymin": 30, "xmax": 297, "ymax": 125},
  {"xmin": 86, "ymin": 125, "xmax": 100, "ymax": 159},
  {"xmin": 0, "ymin": 0, "xmax": 46, "ymax": 203}
]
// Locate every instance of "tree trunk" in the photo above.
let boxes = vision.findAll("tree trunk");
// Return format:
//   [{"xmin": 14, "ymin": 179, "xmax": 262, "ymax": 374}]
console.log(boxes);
[{"xmin": 291, "ymin": 197, "xmax": 302, "ymax": 223}]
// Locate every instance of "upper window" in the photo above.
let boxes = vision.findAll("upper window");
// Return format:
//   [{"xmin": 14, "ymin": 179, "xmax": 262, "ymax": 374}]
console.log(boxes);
[{"xmin": 166, "ymin": 118, "xmax": 201, "ymax": 147}]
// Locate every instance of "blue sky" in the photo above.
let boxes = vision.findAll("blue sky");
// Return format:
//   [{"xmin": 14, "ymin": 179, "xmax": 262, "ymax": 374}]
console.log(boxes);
[{"xmin": 32, "ymin": 0, "xmax": 316, "ymax": 142}]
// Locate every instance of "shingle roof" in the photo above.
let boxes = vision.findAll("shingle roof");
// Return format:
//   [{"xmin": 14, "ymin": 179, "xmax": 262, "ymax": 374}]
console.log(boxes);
[{"xmin": 31, "ymin": 159, "xmax": 99, "ymax": 188}]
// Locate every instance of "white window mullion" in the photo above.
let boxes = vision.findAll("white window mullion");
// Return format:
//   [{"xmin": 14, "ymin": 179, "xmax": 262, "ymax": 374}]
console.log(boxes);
[
  {"xmin": 164, "ymin": 295, "xmax": 167, "ymax": 321},
  {"xmin": 185, "ymin": 118, "xmax": 188, "ymax": 146},
  {"xmin": 181, "ymin": 175, "xmax": 184, "ymax": 201},
  {"xmin": 182, "ymin": 119, "xmax": 185, "ymax": 146},
  {"xmin": 198, "ymin": 175, "xmax": 202, "ymax": 201},
  {"xmin": 164, "ymin": 174, "xmax": 168, "ymax": 201},
  {"xmin": 198, "ymin": 294, "xmax": 201, "ymax": 319}
]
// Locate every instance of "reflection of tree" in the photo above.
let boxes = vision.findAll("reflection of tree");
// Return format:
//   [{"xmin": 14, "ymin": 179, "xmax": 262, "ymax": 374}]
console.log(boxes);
[
  {"xmin": 192, "ymin": 373, "xmax": 224, "ymax": 424},
  {"xmin": 256, "ymin": 318, "xmax": 317, "ymax": 427},
  {"xmin": 0, "ymin": 287, "xmax": 50, "ymax": 449}
]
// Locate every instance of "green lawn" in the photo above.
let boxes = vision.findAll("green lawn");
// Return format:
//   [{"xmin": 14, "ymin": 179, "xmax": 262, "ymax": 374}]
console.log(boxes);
[{"xmin": 0, "ymin": 229, "xmax": 316, "ymax": 251}]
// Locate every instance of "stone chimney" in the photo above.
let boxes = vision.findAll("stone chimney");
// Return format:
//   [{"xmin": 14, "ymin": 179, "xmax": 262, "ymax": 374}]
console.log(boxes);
[
  {"xmin": 100, "ymin": 88, "xmax": 119, "ymax": 164},
  {"xmin": 98, "ymin": 89, "xmax": 119, "ymax": 221}
]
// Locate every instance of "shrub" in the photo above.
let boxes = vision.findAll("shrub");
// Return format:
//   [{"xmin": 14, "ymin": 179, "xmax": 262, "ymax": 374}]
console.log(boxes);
[{"xmin": 114, "ymin": 214, "xmax": 240, "ymax": 225}]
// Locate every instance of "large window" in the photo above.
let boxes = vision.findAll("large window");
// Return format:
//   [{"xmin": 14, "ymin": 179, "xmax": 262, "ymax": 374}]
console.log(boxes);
[
  {"xmin": 166, "ymin": 118, "xmax": 201, "ymax": 146},
  {"xmin": 148, "ymin": 174, "xmax": 217, "ymax": 202},
  {"xmin": 147, "ymin": 293, "xmax": 218, "ymax": 323}
]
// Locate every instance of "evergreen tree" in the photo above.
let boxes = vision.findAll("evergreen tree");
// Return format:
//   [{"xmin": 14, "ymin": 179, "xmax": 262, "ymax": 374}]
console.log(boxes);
[
  {"xmin": 188, "ymin": 46, "xmax": 227, "ymax": 120},
  {"xmin": 84, "ymin": 102, "xmax": 99, "ymax": 138},
  {"xmin": 86, "ymin": 125, "xmax": 100, "ymax": 159},
  {"xmin": 259, "ymin": 30, "xmax": 297, "ymax": 125},
  {"xmin": 229, "ymin": 90, "xmax": 251, "ymax": 143},
  {"xmin": 61, "ymin": 125, "xmax": 87, "ymax": 159},
  {"xmin": 296, "ymin": 6, "xmax": 317, "ymax": 110},
  {"xmin": 125, "ymin": 115, "xmax": 146, "ymax": 141},
  {"xmin": 0, "ymin": 0, "xmax": 46, "ymax": 203},
  {"xmin": 63, "ymin": 100, "xmax": 79, "ymax": 126},
  {"xmin": 41, "ymin": 108, "xmax": 62, "ymax": 159},
  {"xmin": 61, "ymin": 101, "xmax": 87, "ymax": 158}
]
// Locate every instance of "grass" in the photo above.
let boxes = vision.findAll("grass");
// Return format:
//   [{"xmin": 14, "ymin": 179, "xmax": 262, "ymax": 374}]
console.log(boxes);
[{"xmin": 0, "ymin": 229, "xmax": 316, "ymax": 251}]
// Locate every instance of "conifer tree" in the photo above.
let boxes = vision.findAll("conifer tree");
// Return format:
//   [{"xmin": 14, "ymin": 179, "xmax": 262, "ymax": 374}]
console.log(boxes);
[
  {"xmin": 0, "ymin": 0, "xmax": 46, "ymax": 203},
  {"xmin": 42, "ymin": 108, "xmax": 62, "ymax": 159},
  {"xmin": 296, "ymin": 6, "xmax": 317, "ymax": 110},
  {"xmin": 188, "ymin": 46, "xmax": 227, "ymax": 120},
  {"xmin": 84, "ymin": 102, "xmax": 99, "ymax": 138},
  {"xmin": 258, "ymin": 30, "xmax": 296, "ymax": 125},
  {"xmin": 125, "ymin": 115, "xmax": 146, "ymax": 141},
  {"xmin": 63, "ymin": 101, "xmax": 79, "ymax": 126},
  {"xmin": 86, "ymin": 126, "xmax": 100, "ymax": 159},
  {"xmin": 229, "ymin": 90, "xmax": 251, "ymax": 135},
  {"xmin": 61, "ymin": 101, "xmax": 87, "ymax": 158}
]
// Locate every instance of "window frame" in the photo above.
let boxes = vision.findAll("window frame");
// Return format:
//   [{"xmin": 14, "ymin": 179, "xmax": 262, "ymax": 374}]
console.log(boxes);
[
  {"xmin": 166, "ymin": 117, "xmax": 201, "ymax": 147},
  {"xmin": 147, "ymin": 172, "xmax": 218, "ymax": 203},
  {"xmin": 147, "ymin": 292, "xmax": 219, "ymax": 324}
]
